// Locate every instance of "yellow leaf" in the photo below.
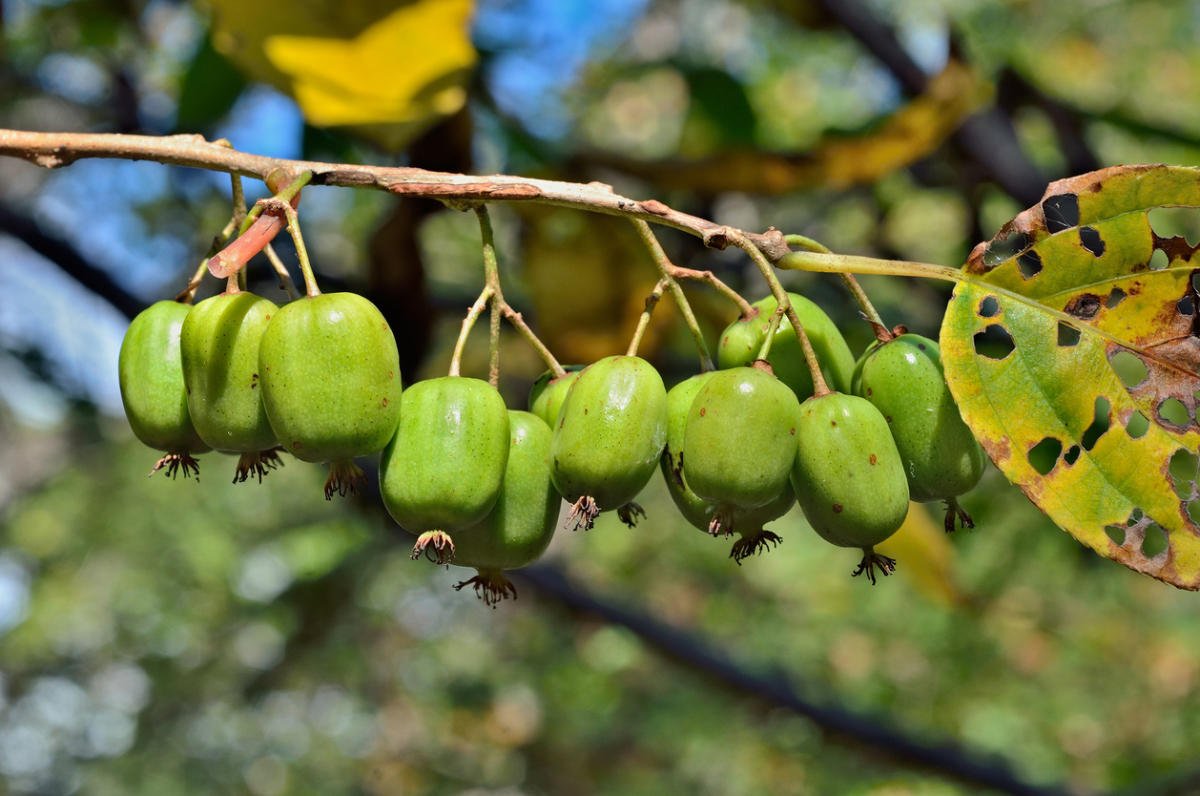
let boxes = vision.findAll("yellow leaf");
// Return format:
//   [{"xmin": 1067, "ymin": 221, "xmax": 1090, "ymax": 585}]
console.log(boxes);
[{"xmin": 206, "ymin": 0, "xmax": 476, "ymax": 150}]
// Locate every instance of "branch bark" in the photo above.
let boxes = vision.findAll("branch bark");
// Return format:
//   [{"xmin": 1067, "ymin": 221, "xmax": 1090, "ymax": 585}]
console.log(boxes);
[{"xmin": 0, "ymin": 129, "xmax": 790, "ymax": 260}]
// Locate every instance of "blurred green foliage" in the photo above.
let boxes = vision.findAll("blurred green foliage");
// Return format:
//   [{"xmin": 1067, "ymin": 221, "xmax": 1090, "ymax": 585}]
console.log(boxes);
[{"xmin": 6, "ymin": 0, "xmax": 1200, "ymax": 794}]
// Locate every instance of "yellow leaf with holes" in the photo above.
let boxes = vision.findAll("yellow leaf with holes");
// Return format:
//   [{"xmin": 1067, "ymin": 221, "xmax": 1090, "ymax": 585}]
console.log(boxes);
[
  {"xmin": 941, "ymin": 165, "xmax": 1200, "ymax": 589},
  {"xmin": 207, "ymin": 0, "xmax": 475, "ymax": 149}
]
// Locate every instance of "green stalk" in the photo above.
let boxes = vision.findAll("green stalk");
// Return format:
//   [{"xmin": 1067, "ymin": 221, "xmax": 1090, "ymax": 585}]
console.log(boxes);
[{"xmin": 631, "ymin": 219, "xmax": 714, "ymax": 370}]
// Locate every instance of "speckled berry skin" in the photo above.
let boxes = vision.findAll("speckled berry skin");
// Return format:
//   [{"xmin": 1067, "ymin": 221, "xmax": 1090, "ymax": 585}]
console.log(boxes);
[
  {"xmin": 181, "ymin": 291, "xmax": 279, "ymax": 453},
  {"xmin": 852, "ymin": 334, "xmax": 986, "ymax": 502},
  {"xmin": 528, "ymin": 366, "xmax": 583, "ymax": 427},
  {"xmin": 683, "ymin": 366, "xmax": 801, "ymax": 510},
  {"xmin": 119, "ymin": 300, "xmax": 209, "ymax": 454},
  {"xmin": 718, "ymin": 293, "xmax": 855, "ymax": 399},
  {"xmin": 550, "ymin": 355, "xmax": 667, "ymax": 509},
  {"xmin": 380, "ymin": 377, "xmax": 510, "ymax": 533},
  {"xmin": 258, "ymin": 293, "xmax": 401, "ymax": 463},
  {"xmin": 791, "ymin": 392, "xmax": 909, "ymax": 548},
  {"xmin": 453, "ymin": 411, "xmax": 560, "ymax": 571}
]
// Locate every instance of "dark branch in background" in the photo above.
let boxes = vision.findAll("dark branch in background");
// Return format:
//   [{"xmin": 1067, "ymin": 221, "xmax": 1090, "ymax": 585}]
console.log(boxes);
[
  {"xmin": 0, "ymin": 202, "xmax": 142, "ymax": 320},
  {"xmin": 809, "ymin": 0, "xmax": 1048, "ymax": 206},
  {"xmin": 516, "ymin": 563, "xmax": 1068, "ymax": 796}
]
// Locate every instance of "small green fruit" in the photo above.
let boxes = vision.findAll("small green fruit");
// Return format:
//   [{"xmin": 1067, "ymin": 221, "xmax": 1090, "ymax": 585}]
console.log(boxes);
[
  {"xmin": 181, "ymin": 291, "xmax": 283, "ymax": 483},
  {"xmin": 452, "ymin": 411, "xmax": 560, "ymax": 606},
  {"xmin": 528, "ymin": 365, "xmax": 583, "ymax": 427},
  {"xmin": 791, "ymin": 392, "xmax": 909, "ymax": 583},
  {"xmin": 853, "ymin": 333, "xmax": 986, "ymax": 531},
  {"xmin": 683, "ymin": 365, "xmax": 800, "ymax": 536},
  {"xmin": 119, "ymin": 300, "xmax": 209, "ymax": 478},
  {"xmin": 718, "ymin": 293, "xmax": 855, "ymax": 399},
  {"xmin": 550, "ymin": 355, "xmax": 667, "ymax": 529},
  {"xmin": 380, "ymin": 377, "xmax": 510, "ymax": 564},
  {"xmin": 258, "ymin": 292, "xmax": 402, "ymax": 498},
  {"xmin": 661, "ymin": 372, "xmax": 794, "ymax": 562}
]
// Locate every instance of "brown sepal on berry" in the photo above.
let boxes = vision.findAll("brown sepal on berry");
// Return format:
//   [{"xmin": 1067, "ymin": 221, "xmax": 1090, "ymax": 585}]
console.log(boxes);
[
  {"xmin": 566, "ymin": 496, "xmax": 600, "ymax": 531},
  {"xmin": 411, "ymin": 530, "xmax": 456, "ymax": 566},
  {"xmin": 233, "ymin": 447, "xmax": 285, "ymax": 484},
  {"xmin": 324, "ymin": 459, "xmax": 366, "ymax": 500},
  {"xmin": 943, "ymin": 497, "xmax": 975, "ymax": 533},
  {"xmin": 730, "ymin": 529, "xmax": 782, "ymax": 565},
  {"xmin": 454, "ymin": 569, "xmax": 518, "ymax": 608},
  {"xmin": 149, "ymin": 452, "xmax": 200, "ymax": 481},
  {"xmin": 852, "ymin": 548, "xmax": 897, "ymax": 585},
  {"xmin": 707, "ymin": 509, "xmax": 734, "ymax": 538},
  {"xmin": 617, "ymin": 501, "xmax": 646, "ymax": 528}
]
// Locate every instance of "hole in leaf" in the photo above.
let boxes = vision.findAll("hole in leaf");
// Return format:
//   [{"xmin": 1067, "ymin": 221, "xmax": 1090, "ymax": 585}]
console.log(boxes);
[
  {"xmin": 1159, "ymin": 398, "xmax": 1190, "ymax": 427},
  {"xmin": 1169, "ymin": 448, "xmax": 1199, "ymax": 483},
  {"xmin": 1110, "ymin": 350, "xmax": 1149, "ymax": 388},
  {"xmin": 973, "ymin": 324, "xmax": 1015, "ymax": 360},
  {"xmin": 1043, "ymin": 193, "xmax": 1080, "ymax": 233},
  {"xmin": 1063, "ymin": 445, "xmax": 1081, "ymax": 466},
  {"xmin": 1065, "ymin": 294, "xmax": 1101, "ymax": 319},
  {"xmin": 1189, "ymin": 501, "xmax": 1200, "ymax": 525},
  {"xmin": 1126, "ymin": 411, "xmax": 1150, "ymax": 439},
  {"xmin": 1018, "ymin": 249, "xmax": 1043, "ymax": 279},
  {"xmin": 1057, "ymin": 322, "xmax": 1081, "ymax": 347},
  {"xmin": 1104, "ymin": 524, "xmax": 1126, "ymax": 545},
  {"xmin": 984, "ymin": 230, "xmax": 1031, "ymax": 267},
  {"xmin": 1079, "ymin": 226, "xmax": 1106, "ymax": 257},
  {"xmin": 1193, "ymin": 272, "xmax": 1200, "ymax": 293},
  {"xmin": 1081, "ymin": 396, "xmax": 1111, "ymax": 450},
  {"xmin": 1179, "ymin": 295, "xmax": 1196, "ymax": 316},
  {"xmin": 1106, "ymin": 288, "xmax": 1126, "ymax": 308},
  {"xmin": 1028, "ymin": 437, "xmax": 1062, "ymax": 475},
  {"xmin": 978, "ymin": 296, "xmax": 1000, "ymax": 318},
  {"xmin": 1149, "ymin": 207, "xmax": 1200, "ymax": 246},
  {"xmin": 1141, "ymin": 522, "xmax": 1168, "ymax": 558},
  {"xmin": 1128, "ymin": 507, "xmax": 1144, "ymax": 525},
  {"xmin": 1149, "ymin": 249, "xmax": 1169, "ymax": 270}
]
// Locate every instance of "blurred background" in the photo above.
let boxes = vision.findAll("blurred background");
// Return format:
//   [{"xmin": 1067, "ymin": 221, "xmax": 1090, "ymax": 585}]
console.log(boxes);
[{"xmin": 4, "ymin": 0, "xmax": 1200, "ymax": 793}]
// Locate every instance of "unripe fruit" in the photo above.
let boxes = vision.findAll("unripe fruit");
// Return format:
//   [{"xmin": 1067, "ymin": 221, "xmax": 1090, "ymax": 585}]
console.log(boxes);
[
  {"xmin": 452, "ymin": 411, "xmax": 560, "ymax": 606},
  {"xmin": 119, "ymin": 300, "xmax": 209, "ymax": 478},
  {"xmin": 661, "ymin": 373, "xmax": 795, "ymax": 562},
  {"xmin": 852, "ymin": 333, "xmax": 986, "ymax": 531},
  {"xmin": 380, "ymin": 377, "xmax": 510, "ymax": 564},
  {"xmin": 258, "ymin": 292, "xmax": 402, "ymax": 498},
  {"xmin": 791, "ymin": 392, "xmax": 909, "ymax": 583},
  {"xmin": 528, "ymin": 365, "xmax": 583, "ymax": 427},
  {"xmin": 718, "ymin": 293, "xmax": 855, "ymax": 399},
  {"xmin": 683, "ymin": 364, "xmax": 800, "ymax": 538},
  {"xmin": 180, "ymin": 291, "xmax": 283, "ymax": 483},
  {"xmin": 551, "ymin": 355, "xmax": 667, "ymax": 529}
]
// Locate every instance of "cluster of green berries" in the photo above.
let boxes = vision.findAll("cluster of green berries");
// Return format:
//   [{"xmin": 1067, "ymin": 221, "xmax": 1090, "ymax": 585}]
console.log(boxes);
[{"xmin": 119, "ymin": 287, "xmax": 986, "ymax": 604}]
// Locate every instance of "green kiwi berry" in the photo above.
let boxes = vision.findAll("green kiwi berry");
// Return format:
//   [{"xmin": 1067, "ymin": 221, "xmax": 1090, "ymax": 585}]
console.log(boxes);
[
  {"xmin": 550, "ymin": 355, "xmax": 667, "ymax": 530},
  {"xmin": 180, "ymin": 290, "xmax": 283, "ymax": 483},
  {"xmin": 853, "ymin": 333, "xmax": 986, "ymax": 531},
  {"xmin": 119, "ymin": 300, "xmax": 210, "ymax": 479},
  {"xmin": 791, "ymin": 392, "xmax": 909, "ymax": 584},
  {"xmin": 529, "ymin": 365, "xmax": 583, "ymax": 427},
  {"xmin": 380, "ymin": 377, "xmax": 510, "ymax": 564}
]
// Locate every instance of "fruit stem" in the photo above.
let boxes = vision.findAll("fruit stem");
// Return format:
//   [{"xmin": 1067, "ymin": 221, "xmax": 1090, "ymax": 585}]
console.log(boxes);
[
  {"xmin": 501, "ymin": 303, "xmax": 565, "ymax": 378},
  {"xmin": 668, "ymin": 264, "xmax": 755, "ymax": 319},
  {"xmin": 177, "ymin": 174, "xmax": 250, "ymax": 303},
  {"xmin": 755, "ymin": 305, "xmax": 784, "ymax": 360},
  {"xmin": 731, "ymin": 232, "xmax": 831, "ymax": 397},
  {"xmin": 784, "ymin": 234, "xmax": 893, "ymax": 343},
  {"xmin": 449, "ymin": 286, "xmax": 494, "ymax": 377},
  {"xmin": 473, "ymin": 206, "xmax": 504, "ymax": 388},
  {"xmin": 238, "ymin": 169, "xmax": 312, "ymax": 236},
  {"xmin": 272, "ymin": 200, "xmax": 320, "ymax": 298},
  {"xmin": 262, "ymin": 242, "xmax": 299, "ymax": 299},
  {"xmin": 632, "ymin": 219, "xmax": 715, "ymax": 371},
  {"xmin": 627, "ymin": 278, "xmax": 668, "ymax": 357},
  {"xmin": 778, "ymin": 248, "xmax": 963, "ymax": 283}
]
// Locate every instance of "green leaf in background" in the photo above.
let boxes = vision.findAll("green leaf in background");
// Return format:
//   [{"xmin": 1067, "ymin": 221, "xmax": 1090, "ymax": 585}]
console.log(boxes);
[
  {"xmin": 175, "ymin": 34, "xmax": 246, "ymax": 133},
  {"xmin": 941, "ymin": 165, "xmax": 1200, "ymax": 589}
]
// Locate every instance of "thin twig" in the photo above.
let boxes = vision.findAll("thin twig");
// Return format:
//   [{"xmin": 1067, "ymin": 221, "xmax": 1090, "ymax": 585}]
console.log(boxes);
[
  {"xmin": 631, "ymin": 219, "xmax": 714, "ymax": 370},
  {"xmin": 449, "ymin": 287, "xmax": 493, "ymax": 377},
  {"xmin": 502, "ymin": 305, "xmax": 564, "ymax": 377},
  {"xmin": 731, "ymin": 232, "xmax": 830, "ymax": 396},
  {"xmin": 627, "ymin": 278, "xmax": 669, "ymax": 357},
  {"xmin": 262, "ymin": 243, "xmax": 299, "ymax": 300},
  {"xmin": 784, "ymin": 233, "xmax": 891, "ymax": 341},
  {"xmin": 0, "ymin": 129, "xmax": 789, "ymax": 259},
  {"xmin": 667, "ymin": 264, "xmax": 755, "ymax": 318}
]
